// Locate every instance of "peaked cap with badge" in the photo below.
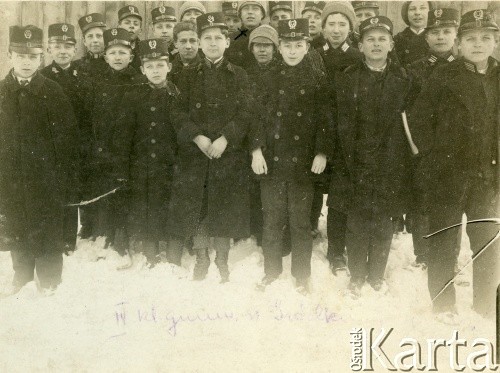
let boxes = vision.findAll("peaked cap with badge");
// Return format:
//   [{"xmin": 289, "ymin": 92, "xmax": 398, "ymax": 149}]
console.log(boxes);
[
  {"xmin": 138, "ymin": 38, "xmax": 170, "ymax": 61},
  {"xmin": 151, "ymin": 5, "xmax": 177, "ymax": 24},
  {"xmin": 9, "ymin": 25, "xmax": 43, "ymax": 54},
  {"xmin": 269, "ymin": 1, "xmax": 293, "ymax": 14},
  {"xmin": 426, "ymin": 8, "xmax": 460, "ymax": 30},
  {"xmin": 78, "ymin": 13, "xmax": 106, "ymax": 34},
  {"xmin": 352, "ymin": 1, "xmax": 379, "ymax": 11},
  {"xmin": 278, "ymin": 18, "xmax": 309, "ymax": 39},
  {"xmin": 458, "ymin": 9, "xmax": 499, "ymax": 35},
  {"xmin": 222, "ymin": 1, "xmax": 239, "ymax": 17},
  {"xmin": 301, "ymin": 1, "xmax": 325, "ymax": 15},
  {"xmin": 48, "ymin": 23, "xmax": 76, "ymax": 44},
  {"xmin": 118, "ymin": 5, "xmax": 142, "ymax": 22},
  {"xmin": 196, "ymin": 12, "xmax": 228, "ymax": 35},
  {"xmin": 359, "ymin": 15, "xmax": 393, "ymax": 36},
  {"xmin": 103, "ymin": 28, "xmax": 133, "ymax": 49}
]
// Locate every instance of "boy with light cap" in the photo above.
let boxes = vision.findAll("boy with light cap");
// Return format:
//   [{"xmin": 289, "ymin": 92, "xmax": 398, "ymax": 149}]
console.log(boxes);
[
  {"xmin": 252, "ymin": 18, "xmax": 332, "ymax": 295},
  {"xmin": 350, "ymin": 1, "xmax": 380, "ymax": 46},
  {"xmin": 269, "ymin": 1, "xmax": 293, "ymax": 30},
  {"xmin": 74, "ymin": 13, "xmax": 107, "ymax": 80},
  {"xmin": 117, "ymin": 5, "xmax": 143, "ymax": 72},
  {"xmin": 0, "ymin": 25, "xmax": 80, "ymax": 296},
  {"xmin": 329, "ymin": 16, "xmax": 414, "ymax": 296},
  {"xmin": 302, "ymin": 1, "xmax": 326, "ymax": 49},
  {"xmin": 409, "ymin": 8, "xmax": 499, "ymax": 323},
  {"xmin": 179, "ymin": 1, "xmax": 206, "ymax": 23},
  {"xmin": 151, "ymin": 5, "xmax": 178, "ymax": 60},
  {"xmin": 222, "ymin": 1, "xmax": 241, "ymax": 34}
]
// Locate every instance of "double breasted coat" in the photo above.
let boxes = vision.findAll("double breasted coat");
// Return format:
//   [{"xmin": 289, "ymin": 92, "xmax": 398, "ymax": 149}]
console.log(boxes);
[
  {"xmin": 167, "ymin": 59, "xmax": 253, "ymax": 239},
  {"xmin": 0, "ymin": 72, "xmax": 80, "ymax": 252},
  {"xmin": 73, "ymin": 51, "xmax": 108, "ymax": 80},
  {"xmin": 394, "ymin": 27, "xmax": 429, "ymax": 67}
]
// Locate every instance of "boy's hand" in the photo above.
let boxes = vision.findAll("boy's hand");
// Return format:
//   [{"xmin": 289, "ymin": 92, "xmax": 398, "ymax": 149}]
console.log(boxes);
[
  {"xmin": 252, "ymin": 148, "xmax": 268, "ymax": 175},
  {"xmin": 311, "ymin": 153, "xmax": 327, "ymax": 174},
  {"xmin": 194, "ymin": 135, "xmax": 213, "ymax": 159},
  {"xmin": 208, "ymin": 136, "xmax": 228, "ymax": 159}
]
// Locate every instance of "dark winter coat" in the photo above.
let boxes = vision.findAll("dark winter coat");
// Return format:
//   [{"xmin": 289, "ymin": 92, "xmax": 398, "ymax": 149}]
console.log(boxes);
[
  {"xmin": 113, "ymin": 82, "xmax": 179, "ymax": 241},
  {"xmin": 252, "ymin": 58, "xmax": 333, "ymax": 182},
  {"xmin": 408, "ymin": 58, "xmax": 499, "ymax": 205},
  {"xmin": 226, "ymin": 27, "xmax": 258, "ymax": 71},
  {"xmin": 0, "ymin": 71, "xmax": 80, "ymax": 251},
  {"xmin": 394, "ymin": 27, "xmax": 429, "ymax": 67},
  {"xmin": 310, "ymin": 33, "xmax": 327, "ymax": 50},
  {"xmin": 328, "ymin": 60, "xmax": 414, "ymax": 215},
  {"xmin": 85, "ymin": 65, "xmax": 144, "ymax": 198},
  {"xmin": 169, "ymin": 52, "xmax": 202, "ymax": 87},
  {"xmin": 167, "ymin": 58, "xmax": 253, "ymax": 239},
  {"xmin": 73, "ymin": 51, "xmax": 108, "ymax": 80},
  {"xmin": 316, "ymin": 40, "xmax": 363, "ymax": 79}
]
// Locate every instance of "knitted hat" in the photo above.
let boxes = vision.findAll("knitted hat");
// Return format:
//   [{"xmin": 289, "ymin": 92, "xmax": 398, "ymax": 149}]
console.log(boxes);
[
  {"xmin": 248, "ymin": 24, "xmax": 279, "ymax": 50},
  {"xmin": 238, "ymin": 1, "xmax": 266, "ymax": 19},
  {"xmin": 179, "ymin": 1, "xmax": 207, "ymax": 20},
  {"xmin": 401, "ymin": 1, "xmax": 436, "ymax": 26},
  {"xmin": 321, "ymin": 1, "xmax": 356, "ymax": 29}
]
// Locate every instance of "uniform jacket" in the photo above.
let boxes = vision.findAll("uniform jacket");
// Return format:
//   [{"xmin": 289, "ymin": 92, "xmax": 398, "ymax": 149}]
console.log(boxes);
[
  {"xmin": 167, "ymin": 58, "xmax": 253, "ymax": 239},
  {"xmin": 0, "ymin": 71, "xmax": 80, "ymax": 251},
  {"xmin": 409, "ymin": 58, "xmax": 499, "ymax": 205},
  {"xmin": 394, "ymin": 27, "xmax": 429, "ymax": 67},
  {"xmin": 113, "ymin": 82, "xmax": 179, "ymax": 241},
  {"xmin": 226, "ymin": 27, "xmax": 259, "ymax": 71},
  {"xmin": 310, "ymin": 33, "xmax": 327, "ymax": 50},
  {"xmin": 169, "ymin": 52, "xmax": 202, "ymax": 87},
  {"xmin": 73, "ymin": 51, "xmax": 108, "ymax": 80},
  {"xmin": 317, "ymin": 40, "xmax": 362, "ymax": 79},
  {"xmin": 252, "ymin": 58, "xmax": 333, "ymax": 182},
  {"xmin": 329, "ymin": 60, "xmax": 414, "ymax": 215}
]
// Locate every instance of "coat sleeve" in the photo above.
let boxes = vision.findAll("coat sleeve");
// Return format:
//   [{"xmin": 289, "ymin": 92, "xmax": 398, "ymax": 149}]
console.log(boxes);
[
  {"xmin": 313, "ymin": 74, "xmax": 335, "ymax": 157},
  {"xmin": 112, "ymin": 92, "xmax": 137, "ymax": 184}
]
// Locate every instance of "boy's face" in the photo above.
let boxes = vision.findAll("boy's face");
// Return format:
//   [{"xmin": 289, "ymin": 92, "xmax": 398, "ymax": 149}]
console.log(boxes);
[
  {"xmin": 104, "ymin": 44, "xmax": 133, "ymax": 71},
  {"xmin": 323, "ymin": 13, "xmax": 351, "ymax": 47},
  {"xmin": 141, "ymin": 59, "xmax": 170, "ymax": 85},
  {"xmin": 252, "ymin": 42, "xmax": 274, "ymax": 64},
  {"xmin": 47, "ymin": 42, "xmax": 76, "ymax": 67},
  {"xmin": 425, "ymin": 27, "xmax": 457, "ymax": 55},
  {"xmin": 355, "ymin": 8, "xmax": 378, "ymax": 29},
  {"xmin": 359, "ymin": 28, "xmax": 394, "ymax": 63},
  {"xmin": 83, "ymin": 27, "xmax": 104, "ymax": 54},
  {"xmin": 119, "ymin": 16, "xmax": 142, "ymax": 39},
  {"xmin": 279, "ymin": 39, "xmax": 309, "ymax": 66},
  {"xmin": 182, "ymin": 9, "xmax": 203, "ymax": 22},
  {"xmin": 175, "ymin": 30, "xmax": 199, "ymax": 61},
  {"xmin": 225, "ymin": 15, "xmax": 242, "ymax": 33},
  {"xmin": 270, "ymin": 10, "xmax": 292, "ymax": 30},
  {"xmin": 303, "ymin": 10, "xmax": 322, "ymax": 37},
  {"xmin": 240, "ymin": 5, "xmax": 263, "ymax": 29},
  {"xmin": 458, "ymin": 29, "xmax": 498, "ymax": 66},
  {"xmin": 199, "ymin": 28, "xmax": 229, "ymax": 61},
  {"xmin": 153, "ymin": 21, "xmax": 176, "ymax": 44},
  {"xmin": 9, "ymin": 51, "xmax": 43, "ymax": 78},
  {"xmin": 407, "ymin": 1, "xmax": 429, "ymax": 30}
]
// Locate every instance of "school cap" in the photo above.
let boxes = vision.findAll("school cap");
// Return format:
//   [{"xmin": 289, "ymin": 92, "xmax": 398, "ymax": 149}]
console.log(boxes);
[
  {"xmin": 238, "ymin": 1, "xmax": 266, "ymax": 18},
  {"xmin": 118, "ymin": 5, "xmax": 142, "ymax": 22},
  {"xmin": 222, "ymin": 2, "xmax": 239, "ymax": 17},
  {"xmin": 248, "ymin": 24, "xmax": 279, "ymax": 50},
  {"xmin": 321, "ymin": 1, "xmax": 356, "ymax": 29},
  {"xmin": 302, "ymin": 1, "xmax": 326, "ymax": 15},
  {"xmin": 179, "ymin": 1, "xmax": 207, "ymax": 20},
  {"xmin": 196, "ymin": 12, "xmax": 228, "ymax": 35},
  {"xmin": 78, "ymin": 13, "xmax": 106, "ymax": 34},
  {"xmin": 151, "ymin": 6, "xmax": 177, "ymax": 24},
  {"xmin": 278, "ymin": 18, "xmax": 309, "ymax": 39},
  {"xmin": 48, "ymin": 23, "xmax": 76, "ymax": 44},
  {"xmin": 352, "ymin": 1, "xmax": 379, "ymax": 11},
  {"xmin": 9, "ymin": 25, "xmax": 43, "ymax": 54},
  {"xmin": 458, "ymin": 9, "xmax": 499, "ymax": 35},
  {"xmin": 139, "ymin": 38, "xmax": 169, "ymax": 61},
  {"xmin": 359, "ymin": 16, "xmax": 393, "ymax": 36},
  {"xmin": 104, "ymin": 28, "xmax": 132, "ymax": 49},
  {"xmin": 269, "ymin": 1, "xmax": 293, "ymax": 14},
  {"xmin": 426, "ymin": 8, "xmax": 460, "ymax": 30}
]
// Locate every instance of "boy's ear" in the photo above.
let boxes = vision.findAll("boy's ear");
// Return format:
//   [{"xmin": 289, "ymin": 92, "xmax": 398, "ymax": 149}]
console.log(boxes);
[
  {"xmin": 389, "ymin": 40, "xmax": 395, "ymax": 51},
  {"xmin": 225, "ymin": 36, "xmax": 230, "ymax": 48},
  {"xmin": 140, "ymin": 65, "xmax": 145, "ymax": 75}
]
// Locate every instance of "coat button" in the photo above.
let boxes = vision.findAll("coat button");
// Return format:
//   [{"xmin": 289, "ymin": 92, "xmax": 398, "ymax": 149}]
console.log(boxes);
[
  {"xmin": 274, "ymin": 156, "xmax": 279, "ymax": 161},
  {"xmin": 478, "ymin": 172, "xmax": 483, "ymax": 178},
  {"xmin": 274, "ymin": 134, "xmax": 280, "ymax": 139},
  {"xmin": 277, "ymin": 111, "xmax": 282, "ymax": 117},
  {"xmin": 151, "ymin": 122, "xmax": 156, "ymax": 127},
  {"xmin": 151, "ymin": 139, "xmax": 156, "ymax": 144},
  {"xmin": 151, "ymin": 153, "xmax": 156, "ymax": 158},
  {"xmin": 492, "ymin": 160, "xmax": 497, "ymax": 165},
  {"xmin": 292, "ymin": 157, "xmax": 298, "ymax": 163},
  {"xmin": 98, "ymin": 147, "xmax": 103, "ymax": 152},
  {"xmin": 150, "ymin": 107, "xmax": 156, "ymax": 111},
  {"xmin": 300, "ymin": 89, "xmax": 305, "ymax": 94},
  {"xmin": 279, "ymin": 90, "xmax": 284, "ymax": 95},
  {"xmin": 405, "ymin": 49, "xmax": 410, "ymax": 54},
  {"xmin": 195, "ymin": 103, "xmax": 201, "ymax": 108},
  {"xmin": 103, "ymin": 92, "xmax": 107, "ymax": 97},
  {"xmin": 294, "ymin": 135, "xmax": 299, "ymax": 140},
  {"xmin": 297, "ymin": 112, "xmax": 302, "ymax": 117},
  {"xmin": 281, "ymin": 70, "xmax": 285, "ymax": 75}
]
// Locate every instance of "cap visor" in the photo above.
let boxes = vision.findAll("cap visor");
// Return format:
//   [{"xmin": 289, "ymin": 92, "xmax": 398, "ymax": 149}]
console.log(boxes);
[
  {"xmin": 9, "ymin": 45, "xmax": 43, "ymax": 54},
  {"xmin": 251, "ymin": 36, "xmax": 274, "ymax": 44}
]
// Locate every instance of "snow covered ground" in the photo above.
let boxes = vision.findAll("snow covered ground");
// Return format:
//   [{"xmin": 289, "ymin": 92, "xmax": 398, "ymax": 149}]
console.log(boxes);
[{"xmin": 0, "ymin": 206, "xmax": 495, "ymax": 373}]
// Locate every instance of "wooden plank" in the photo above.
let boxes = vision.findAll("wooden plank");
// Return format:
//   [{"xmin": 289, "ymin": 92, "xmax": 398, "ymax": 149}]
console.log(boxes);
[
  {"xmin": 66, "ymin": 1, "xmax": 89, "ymax": 60},
  {"xmin": 0, "ymin": 2, "xmax": 22, "ymax": 78},
  {"xmin": 86, "ymin": 1, "xmax": 106, "ymax": 17},
  {"xmin": 21, "ymin": 1, "xmax": 44, "ymax": 27},
  {"xmin": 105, "ymin": 1, "xmax": 123, "ymax": 29}
]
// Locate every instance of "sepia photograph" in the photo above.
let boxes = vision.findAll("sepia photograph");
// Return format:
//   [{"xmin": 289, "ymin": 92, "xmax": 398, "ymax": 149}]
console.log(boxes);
[{"xmin": 0, "ymin": 0, "xmax": 499, "ymax": 371}]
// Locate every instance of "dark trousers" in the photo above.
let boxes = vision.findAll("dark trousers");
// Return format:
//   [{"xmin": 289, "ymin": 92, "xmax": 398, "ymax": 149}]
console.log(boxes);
[
  {"xmin": 346, "ymin": 206, "xmax": 393, "ymax": 283},
  {"xmin": 326, "ymin": 208, "xmax": 347, "ymax": 263},
  {"xmin": 250, "ymin": 179, "xmax": 263, "ymax": 245},
  {"xmin": 261, "ymin": 178, "xmax": 314, "ymax": 280},
  {"xmin": 11, "ymin": 247, "xmax": 63, "ymax": 289},
  {"xmin": 78, "ymin": 205, "xmax": 95, "ymax": 239},
  {"xmin": 92, "ymin": 196, "xmax": 129, "ymax": 255},
  {"xmin": 310, "ymin": 185, "xmax": 324, "ymax": 230},
  {"xmin": 427, "ymin": 178, "xmax": 499, "ymax": 318},
  {"xmin": 63, "ymin": 207, "xmax": 78, "ymax": 250}
]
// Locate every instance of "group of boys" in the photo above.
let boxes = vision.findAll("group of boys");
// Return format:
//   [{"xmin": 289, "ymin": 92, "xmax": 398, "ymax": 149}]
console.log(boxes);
[{"xmin": 0, "ymin": 1, "xmax": 498, "ymax": 324}]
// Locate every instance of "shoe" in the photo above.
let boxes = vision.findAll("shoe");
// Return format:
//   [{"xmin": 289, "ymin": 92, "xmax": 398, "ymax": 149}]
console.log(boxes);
[
  {"xmin": 411, "ymin": 255, "xmax": 428, "ymax": 270},
  {"xmin": 193, "ymin": 248, "xmax": 210, "ymax": 281},
  {"xmin": 368, "ymin": 279, "xmax": 388, "ymax": 293},
  {"xmin": 348, "ymin": 278, "xmax": 365, "ymax": 297},
  {"xmin": 115, "ymin": 251, "xmax": 133, "ymax": 270},
  {"xmin": 256, "ymin": 275, "xmax": 277, "ymax": 291},
  {"xmin": 295, "ymin": 278, "xmax": 310, "ymax": 295},
  {"xmin": 215, "ymin": 248, "xmax": 230, "ymax": 284},
  {"xmin": 330, "ymin": 255, "xmax": 347, "ymax": 274},
  {"xmin": 0, "ymin": 283, "xmax": 23, "ymax": 299},
  {"xmin": 40, "ymin": 286, "xmax": 57, "ymax": 297}
]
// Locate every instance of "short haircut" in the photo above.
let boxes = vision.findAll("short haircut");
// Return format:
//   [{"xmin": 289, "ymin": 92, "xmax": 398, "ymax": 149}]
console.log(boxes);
[{"xmin": 173, "ymin": 21, "xmax": 198, "ymax": 41}]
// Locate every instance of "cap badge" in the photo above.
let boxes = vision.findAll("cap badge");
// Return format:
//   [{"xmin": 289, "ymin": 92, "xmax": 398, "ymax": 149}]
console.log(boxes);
[
  {"xmin": 288, "ymin": 19, "xmax": 297, "ymax": 29},
  {"xmin": 129, "ymin": 6, "xmax": 136, "ymax": 14},
  {"xmin": 86, "ymin": 15, "xmax": 92, "ymax": 23},
  {"xmin": 149, "ymin": 40, "xmax": 157, "ymax": 49},
  {"xmin": 473, "ymin": 10, "xmax": 484, "ymax": 20},
  {"xmin": 370, "ymin": 17, "xmax": 379, "ymax": 24},
  {"xmin": 207, "ymin": 15, "xmax": 215, "ymax": 25},
  {"xmin": 435, "ymin": 9, "xmax": 443, "ymax": 18},
  {"xmin": 62, "ymin": 24, "xmax": 68, "ymax": 32},
  {"xmin": 159, "ymin": 6, "xmax": 166, "ymax": 13},
  {"xmin": 232, "ymin": 2, "xmax": 238, "ymax": 9},
  {"xmin": 111, "ymin": 28, "xmax": 118, "ymax": 36},
  {"xmin": 24, "ymin": 30, "xmax": 32, "ymax": 39}
]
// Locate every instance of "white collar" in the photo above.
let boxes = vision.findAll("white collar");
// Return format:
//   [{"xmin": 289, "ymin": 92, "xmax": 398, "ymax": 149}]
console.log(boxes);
[
  {"xmin": 365, "ymin": 61, "xmax": 387, "ymax": 72},
  {"xmin": 410, "ymin": 27, "xmax": 425, "ymax": 35}
]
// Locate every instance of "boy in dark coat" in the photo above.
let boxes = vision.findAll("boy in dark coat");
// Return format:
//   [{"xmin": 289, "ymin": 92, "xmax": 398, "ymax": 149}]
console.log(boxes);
[
  {"xmin": 269, "ymin": 1, "xmax": 293, "ymax": 30},
  {"xmin": 170, "ymin": 21, "xmax": 202, "ymax": 86},
  {"xmin": 73, "ymin": 13, "xmax": 107, "ymax": 80},
  {"xmin": 222, "ymin": 1, "xmax": 242, "ymax": 34},
  {"xmin": 118, "ymin": 5, "xmax": 143, "ymax": 73},
  {"xmin": 0, "ymin": 25, "xmax": 80, "ymax": 295},
  {"xmin": 350, "ymin": 1, "xmax": 380, "ymax": 46},
  {"xmin": 113, "ymin": 39, "xmax": 181, "ymax": 266},
  {"xmin": 167, "ymin": 13, "xmax": 253, "ymax": 283},
  {"xmin": 329, "ymin": 16, "xmax": 413, "ymax": 295},
  {"xmin": 409, "ymin": 9, "xmax": 499, "ymax": 322},
  {"xmin": 302, "ymin": 1, "xmax": 326, "ymax": 50},
  {"xmin": 252, "ymin": 19, "xmax": 332, "ymax": 295},
  {"xmin": 151, "ymin": 5, "xmax": 178, "ymax": 60}
]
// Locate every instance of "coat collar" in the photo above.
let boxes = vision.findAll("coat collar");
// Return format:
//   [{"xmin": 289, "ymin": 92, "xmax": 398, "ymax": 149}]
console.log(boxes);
[
  {"xmin": 4, "ymin": 69, "xmax": 45, "ymax": 96},
  {"xmin": 322, "ymin": 39, "xmax": 350, "ymax": 53},
  {"xmin": 428, "ymin": 53, "xmax": 455, "ymax": 65},
  {"xmin": 196, "ymin": 57, "xmax": 236, "ymax": 74}
]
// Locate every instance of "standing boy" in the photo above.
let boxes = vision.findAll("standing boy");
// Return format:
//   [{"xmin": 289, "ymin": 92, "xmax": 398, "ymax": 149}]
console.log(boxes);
[
  {"xmin": 0, "ymin": 25, "xmax": 80, "ymax": 295},
  {"xmin": 74, "ymin": 13, "xmax": 107, "ymax": 80},
  {"xmin": 170, "ymin": 21, "xmax": 202, "ymax": 86},
  {"xmin": 329, "ymin": 16, "xmax": 413, "ymax": 295},
  {"xmin": 118, "ymin": 5, "xmax": 143, "ymax": 72},
  {"xmin": 269, "ymin": 1, "xmax": 293, "ymax": 30},
  {"xmin": 222, "ymin": 1, "xmax": 242, "ymax": 34},
  {"xmin": 252, "ymin": 18, "xmax": 332, "ymax": 294},
  {"xmin": 167, "ymin": 13, "xmax": 253, "ymax": 283},
  {"xmin": 409, "ymin": 9, "xmax": 499, "ymax": 322},
  {"xmin": 350, "ymin": 1, "xmax": 380, "ymax": 46},
  {"xmin": 151, "ymin": 5, "xmax": 178, "ymax": 60},
  {"xmin": 302, "ymin": 1, "xmax": 326, "ymax": 49}
]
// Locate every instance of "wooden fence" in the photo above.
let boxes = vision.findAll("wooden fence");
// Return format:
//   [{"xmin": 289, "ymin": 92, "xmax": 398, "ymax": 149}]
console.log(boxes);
[{"xmin": 0, "ymin": 1, "xmax": 498, "ymax": 77}]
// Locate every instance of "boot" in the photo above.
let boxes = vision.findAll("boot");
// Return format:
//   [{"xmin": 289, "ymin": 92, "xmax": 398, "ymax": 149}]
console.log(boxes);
[
  {"xmin": 215, "ymin": 247, "xmax": 230, "ymax": 283},
  {"xmin": 193, "ymin": 248, "xmax": 210, "ymax": 281},
  {"xmin": 166, "ymin": 238, "xmax": 183, "ymax": 266}
]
